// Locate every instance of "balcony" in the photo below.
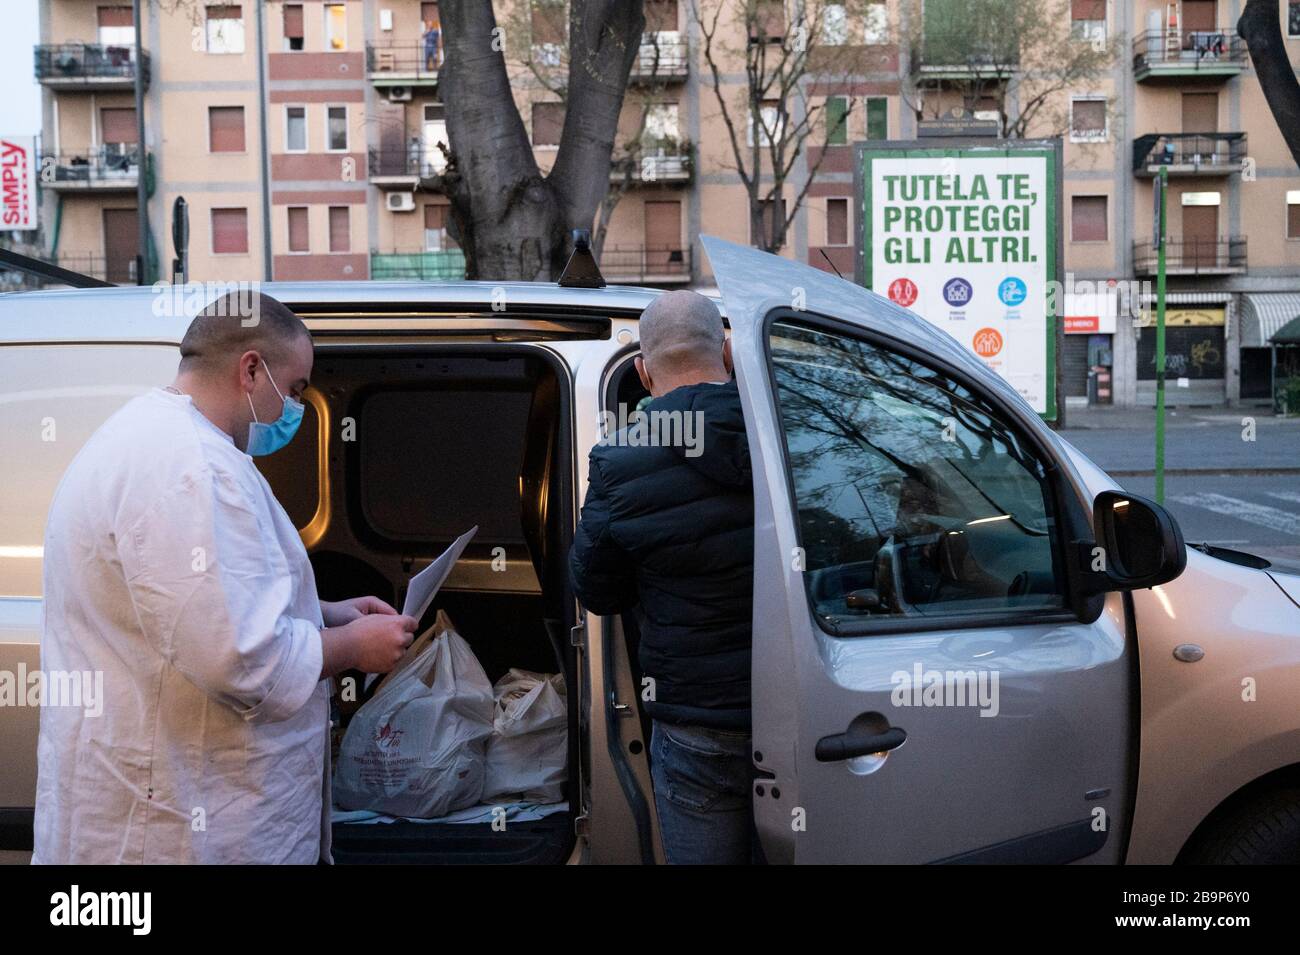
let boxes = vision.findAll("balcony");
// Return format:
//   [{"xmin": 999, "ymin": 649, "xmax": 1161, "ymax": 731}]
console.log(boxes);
[
  {"xmin": 1132, "ymin": 29, "xmax": 1247, "ymax": 82},
  {"xmin": 40, "ymin": 147, "xmax": 143, "ymax": 192},
  {"xmin": 628, "ymin": 34, "xmax": 689, "ymax": 83},
  {"xmin": 1132, "ymin": 237, "xmax": 1246, "ymax": 276},
  {"xmin": 34, "ymin": 43, "xmax": 150, "ymax": 91},
  {"xmin": 370, "ymin": 250, "xmax": 466, "ymax": 281},
  {"xmin": 1133, "ymin": 133, "xmax": 1246, "ymax": 177},
  {"xmin": 611, "ymin": 147, "xmax": 693, "ymax": 186},
  {"xmin": 600, "ymin": 245, "xmax": 692, "ymax": 285},
  {"xmin": 366, "ymin": 41, "xmax": 441, "ymax": 87},
  {"xmin": 911, "ymin": 34, "xmax": 1018, "ymax": 80},
  {"xmin": 368, "ymin": 147, "xmax": 446, "ymax": 189}
]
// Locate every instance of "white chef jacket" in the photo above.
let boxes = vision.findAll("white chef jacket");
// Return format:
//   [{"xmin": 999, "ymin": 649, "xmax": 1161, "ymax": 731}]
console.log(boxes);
[{"xmin": 33, "ymin": 388, "xmax": 332, "ymax": 864}]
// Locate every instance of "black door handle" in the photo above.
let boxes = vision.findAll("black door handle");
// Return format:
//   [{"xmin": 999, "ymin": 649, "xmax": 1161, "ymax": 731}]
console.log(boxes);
[{"xmin": 815, "ymin": 725, "xmax": 907, "ymax": 762}]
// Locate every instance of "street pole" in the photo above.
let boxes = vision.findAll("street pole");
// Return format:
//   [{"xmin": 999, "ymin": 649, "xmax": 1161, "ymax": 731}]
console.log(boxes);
[
  {"xmin": 1155, "ymin": 166, "xmax": 1168, "ymax": 504},
  {"xmin": 132, "ymin": 0, "xmax": 148, "ymax": 285}
]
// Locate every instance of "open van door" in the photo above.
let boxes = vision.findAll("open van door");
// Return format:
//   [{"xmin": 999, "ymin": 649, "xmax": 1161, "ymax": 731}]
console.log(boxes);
[{"xmin": 701, "ymin": 236, "xmax": 1135, "ymax": 864}]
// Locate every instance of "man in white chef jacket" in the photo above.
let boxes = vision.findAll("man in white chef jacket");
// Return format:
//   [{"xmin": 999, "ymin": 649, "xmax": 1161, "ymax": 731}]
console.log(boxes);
[{"xmin": 33, "ymin": 292, "xmax": 417, "ymax": 864}]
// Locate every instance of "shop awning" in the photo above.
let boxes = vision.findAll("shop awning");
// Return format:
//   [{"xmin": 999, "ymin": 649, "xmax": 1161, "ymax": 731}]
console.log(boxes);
[
  {"xmin": 1241, "ymin": 293, "xmax": 1300, "ymax": 348},
  {"xmin": 1271, "ymin": 316, "xmax": 1300, "ymax": 345}
]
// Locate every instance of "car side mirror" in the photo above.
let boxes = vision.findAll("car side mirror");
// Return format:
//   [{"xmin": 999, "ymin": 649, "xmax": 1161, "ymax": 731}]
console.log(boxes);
[{"xmin": 1088, "ymin": 490, "xmax": 1187, "ymax": 592}]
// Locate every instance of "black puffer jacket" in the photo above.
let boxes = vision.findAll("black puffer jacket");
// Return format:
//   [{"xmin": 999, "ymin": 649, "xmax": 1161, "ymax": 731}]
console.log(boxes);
[{"xmin": 569, "ymin": 380, "xmax": 754, "ymax": 729}]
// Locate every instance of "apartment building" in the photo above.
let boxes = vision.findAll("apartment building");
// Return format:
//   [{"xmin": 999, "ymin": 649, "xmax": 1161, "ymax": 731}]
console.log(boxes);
[{"xmin": 33, "ymin": 0, "xmax": 1300, "ymax": 407}]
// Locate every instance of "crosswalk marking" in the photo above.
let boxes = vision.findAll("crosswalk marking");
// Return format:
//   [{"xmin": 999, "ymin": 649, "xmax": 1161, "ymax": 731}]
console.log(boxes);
[{"xmin": 1172, "ymin": 492, "xmax": 1300, "ymax": 538}]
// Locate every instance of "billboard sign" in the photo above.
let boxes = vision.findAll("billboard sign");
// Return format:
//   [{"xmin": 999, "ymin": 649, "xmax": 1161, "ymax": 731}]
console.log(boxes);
[
  {"xmin": 0, "ymin": 136, "xmax": 38, "ymax": 232},
  {"xmin": 857, "ymin": 142, "xmax": 1060, "ymax": 419}
]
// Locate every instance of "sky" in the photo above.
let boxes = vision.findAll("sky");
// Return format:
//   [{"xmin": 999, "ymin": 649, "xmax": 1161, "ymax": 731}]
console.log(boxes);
[{"xmin": 1, "ymin": 1, "xmax": 42, "ymax": 139}]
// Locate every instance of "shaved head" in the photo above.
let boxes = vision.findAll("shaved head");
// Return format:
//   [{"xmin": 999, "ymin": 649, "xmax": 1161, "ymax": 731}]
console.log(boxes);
[
  {"xmin": 179, "ymin": 292, "xmax": 310, "ymax": 374},
  {"xmin": 639, "ymin": 290, "xmax": 725, "ymax": 376}
]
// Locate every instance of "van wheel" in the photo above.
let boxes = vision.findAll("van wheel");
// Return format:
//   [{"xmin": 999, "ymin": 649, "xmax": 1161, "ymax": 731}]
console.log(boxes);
[{"xmin": 1181, "ymin": 788, "xmax": 1300, "ymax": 864}]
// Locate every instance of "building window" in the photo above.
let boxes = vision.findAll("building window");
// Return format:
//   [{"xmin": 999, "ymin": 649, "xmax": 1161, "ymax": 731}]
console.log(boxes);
[
  {"xmin": 425, "ymin": 204, "xmax": 458, "ymax": 251},
  {"xmin": 285, "ymin": 106, "xmax": 307, "ymax": 152},
  {"xmin": 1070, "ymin": 97, "xmax": 1107, "ymax": 142},
  {"xmin": 1286, "ymin": 191, "xmax": 1300, "ymax": 238},
  {"xmin": 326, "ymin": 106, "xmax": 348, "ymax": 151},
  {"xmin": 531, "ymin": 1, "xmax": 566, "ymax": 66},
  {"xmin": 751, "ymin": 0, "xmax": 785, "ymax": 42},
  {"xmin": 750, "ymin": 99, "xmax": 784, "ymax": 146},
  {"xmin": 757, "ymin": 196, "xmax": 787, "ymax": 248},
  {"xmin": 283, "ymin": 4, "xmax": 304, "ymax": 51},
  {"xmin": 1071, "ymin": 195, "xmax": 1108, "ymax": 242},
  {"xmin": 1070, "ymin": 0, "xmax": 1106, "ymax": 44},
  {"xmin": 645, "ymin": 0, "xmax": 678, "ymax": 33},
  {"xmin": 97, "ymin": 6, "xmax": 135, "ymax": 47},
  {"xmin": 287, "ymin": 206, "xmax": 309, "ymax": 253},
  {"xmin": 208, "ymin": 106, "xmax": 245, "ymax": 153},
  {"xmin": 864, "ymin": 1, "xmax": 888, "ymax": 44},
  {"xmin": 821, "ymin": 3, "xmax": 848, "ymax": 45},
  {"xmin": 824, "ymin": 96, "xmax": 849, "ymax": 146},
  {"xmin": 329, "ymin": 206, "xmax": 351, "ymax": 253},
  {"xmin": 324, "ymin": 3, "xmax": 347, "ymax": 50},
  {"xmin": 1290, "ymin": 1, "xmax": 1300, "ymax": 37},
  {"xmin": 866, "ymin": 97, "xmax": 887, "ymax": 140},
  {"xmin": 531, "ymin": 102, "xmax": 564, "ymax": 147},
  {"xmin": 826, "ymin": 197, "xmax": 849, "ymax": 246},
  {"xmin": 212, "ymin": 207, "xmax": 249, "ymax": 255},
  {"xmin": 100, "ymin": 107, "xmax": 137, "ymax": 148},
  {"xmin": 205, "ymin": 5, "xmax": 245, "ymax": 55}
]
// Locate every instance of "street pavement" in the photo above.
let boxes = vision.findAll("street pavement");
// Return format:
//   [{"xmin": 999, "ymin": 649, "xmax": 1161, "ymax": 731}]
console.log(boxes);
[{"xmin": 1058, "ymin": 408, "xmax": 1300, "ymax": 573}]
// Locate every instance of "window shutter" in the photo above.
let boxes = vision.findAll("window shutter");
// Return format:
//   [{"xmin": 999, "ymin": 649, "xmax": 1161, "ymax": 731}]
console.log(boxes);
[
  {"xmin": 824, "ymin": 97, "xmax": 848, "ymax": 146},
  {"xmin": 283, "ymin": 4, "xmax": 303, "ymax": 38},
  {"xmin": 208, "ymin": 106, "xmax": 245, "ymax": 152},
  {"xmin": 213, "ymin": 208, "xmax": 249, "ymax": 254},
  {"xmin": 1071, "ymin": 0, "xmax": 1104, "ymax": 19},
  {"xmin": 1288, "ymin": 203, "xmax": 1300, "ymax": 240},
  {"xmin": 100, "ymin": 107, "xmax": 137, "ymax": 143},
  {"xmin": 866, "ymin": 98, "xmax": 887, "ymax": 140},
  {"xmin": 98, "ymin": 6, "xmax": 134, "ymax": 28},
  {"xmin": 827, "ymin": 198, "xmax": 849, "ymax": 246},
  {"xmin": 1071, "ymin": 196, "xmax": 1108, "ymax": 242},
  {"xmin": 1072, "ymin": 100, "xmax": 1105, "ymax": 135},
  {"xmin": 288, "ymin": 207, "xmax": 309, "ymax": 253},
  {"xmin": 329, "ymin": 206, "xmax": 350, "ymax": 252},
  {"xmin": 645, "ymin": 0, "xmax": 678, "ymax": 33},
  {"xmin": 531, "ymin": 102, "xmax": 564, "ymax": 146},
  {"xmin": 207, "ymin": 5, "xmax": 243, "ymax": 20}
]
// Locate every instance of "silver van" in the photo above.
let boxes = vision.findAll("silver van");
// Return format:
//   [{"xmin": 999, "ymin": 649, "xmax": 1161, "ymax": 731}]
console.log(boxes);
[{"xmin": 2, "ymin": 236, "xmax": 1298, "ymax": 864}]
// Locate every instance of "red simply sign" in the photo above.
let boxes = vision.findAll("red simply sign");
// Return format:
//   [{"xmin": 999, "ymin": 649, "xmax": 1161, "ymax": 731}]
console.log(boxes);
[{"xmin": 1, "ymin": 137, "xmax": 38, "ymax": 231}]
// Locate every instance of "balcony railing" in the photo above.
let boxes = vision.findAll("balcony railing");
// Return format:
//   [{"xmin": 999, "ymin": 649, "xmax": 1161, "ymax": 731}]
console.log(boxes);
[
  {"xmin": 366, "ymin": 41, "xmax": 442, "ymax": 84},
  {"xmin": 1132, "ymin": 29, "xmax": 1247, "ymax": 80},
  {"xmin": 1132, "ymin": 237, "xmax": 1246, "ymax": 275},
  {"xmin": 34, "ymin": 43, "xmax": 151, "ymax": 89},
  {"xmin": 370, "ymin": 250, "xmax": 466, "ymax": 281},
  {"xmin": 600, "ymin": 245, "xmax": 692, "ymax": 284},
  {"xmin": 40, "ymin": 147, "xmax": 142, "ymax": 190},
  {"xmin": 629, "ymin": 35, "xmax": 689, "ymax": 82},
  {"xmin": 367, "ymin": 146, "xmax": 446, "ymax": 183},
  {"xmin": 611, "ymin": 148, "xmax": 693, "ymax": 185},
  {"xmin": 1133, "ymin": 133, "xmax": 1246, "ymax": 176},
  {"xmin": 912, "ymin": 33, "xmax": 1018, "ymax": 76}
]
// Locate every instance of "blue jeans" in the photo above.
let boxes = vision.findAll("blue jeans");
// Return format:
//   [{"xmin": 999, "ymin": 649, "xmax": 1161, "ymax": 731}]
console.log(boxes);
[{"xmin": 650, "ymin": 720, "xmax": 759, "ymax": 864}]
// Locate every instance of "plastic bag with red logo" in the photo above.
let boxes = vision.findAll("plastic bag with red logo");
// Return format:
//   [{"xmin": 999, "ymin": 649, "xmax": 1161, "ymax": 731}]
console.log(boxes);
[{"xmin": 333, "ymin": 610, "xmax": 494, "ymax": 819}]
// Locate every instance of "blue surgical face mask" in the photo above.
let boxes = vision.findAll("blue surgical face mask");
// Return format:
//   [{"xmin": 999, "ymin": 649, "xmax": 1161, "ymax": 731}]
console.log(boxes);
[{"xmin": 245, "ymin": 361, "xmax": 304, "ymax": 457}]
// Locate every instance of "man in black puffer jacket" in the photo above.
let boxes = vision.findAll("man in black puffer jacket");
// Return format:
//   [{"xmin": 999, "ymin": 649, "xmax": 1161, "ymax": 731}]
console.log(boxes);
[{"xmin": 569, "ymin": 289, "xmax": 756, "ymax": 864}]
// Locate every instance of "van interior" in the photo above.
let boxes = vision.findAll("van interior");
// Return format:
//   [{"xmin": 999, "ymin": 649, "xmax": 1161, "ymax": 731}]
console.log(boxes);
[{"xmin": 257, "ymin": 342, "xmax": 578, "ymax": 864}]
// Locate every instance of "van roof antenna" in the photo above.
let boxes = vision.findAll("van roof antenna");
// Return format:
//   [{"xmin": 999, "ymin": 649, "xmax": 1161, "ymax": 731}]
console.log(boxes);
[
  {"xmin": 557, "ymin": 229, "xmax": 607, "ymax": 289},
  {"xmin": 819, "ymin": 248, "xmax": 844, "ymax": 280}
]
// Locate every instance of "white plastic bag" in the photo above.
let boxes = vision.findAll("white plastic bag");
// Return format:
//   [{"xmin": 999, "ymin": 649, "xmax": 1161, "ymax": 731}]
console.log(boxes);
[
  {"xmin": 334, "ymin": 611, "xmax": 495, "ymax": 819},
  {"xmin": 482, "ymin": 668, "xmax": 568, "ymax": 804}
]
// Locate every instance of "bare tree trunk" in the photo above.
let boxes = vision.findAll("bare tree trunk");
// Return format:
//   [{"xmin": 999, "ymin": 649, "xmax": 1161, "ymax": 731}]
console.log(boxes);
[
  {"xmin": 437, "ymin": 0, "xmax": 642, "ymax": 280},
  {"xmin": 1239, "ymin": 0, "xmax": 1300, "ymax": 169}
]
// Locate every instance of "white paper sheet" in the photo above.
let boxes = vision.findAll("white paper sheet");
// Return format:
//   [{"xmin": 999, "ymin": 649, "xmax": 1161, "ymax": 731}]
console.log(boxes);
[{"xmin": 402, "ymin": 525, "xmax": 478, "ymax": 623}]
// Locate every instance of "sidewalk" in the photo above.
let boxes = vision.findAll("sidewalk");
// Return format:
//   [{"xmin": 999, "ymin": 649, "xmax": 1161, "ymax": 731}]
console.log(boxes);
[{"xmin": 1059, "ymin": 405, "xmax": 1300, "ymax": 431}]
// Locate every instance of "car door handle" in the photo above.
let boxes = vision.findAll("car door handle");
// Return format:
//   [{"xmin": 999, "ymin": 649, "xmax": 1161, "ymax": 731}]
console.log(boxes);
[{"xmin": 814, "ymin": 725, "xmax": 907, "ymax": 762}]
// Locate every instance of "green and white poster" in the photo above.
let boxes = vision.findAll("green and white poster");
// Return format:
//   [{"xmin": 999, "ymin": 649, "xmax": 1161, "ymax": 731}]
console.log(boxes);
[{"xmin": 858, "ymin": 144, "xmax": 1059, "ymax": 419}]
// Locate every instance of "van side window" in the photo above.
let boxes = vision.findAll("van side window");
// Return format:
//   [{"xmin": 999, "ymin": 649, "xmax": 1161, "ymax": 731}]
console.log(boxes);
[
  {"xmin": 0, "ymin": 344, "xmax": 178, "ymax": 598},
  {"xmin": 768, "ymin": 319, "xmax": 1066, "ymax": 631}
]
